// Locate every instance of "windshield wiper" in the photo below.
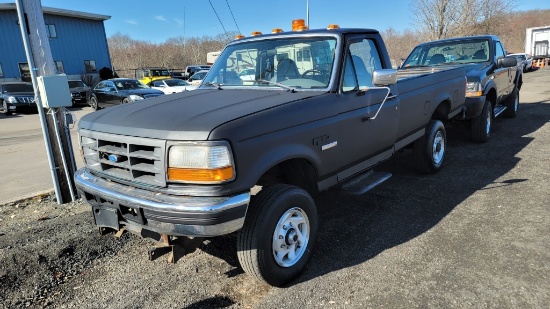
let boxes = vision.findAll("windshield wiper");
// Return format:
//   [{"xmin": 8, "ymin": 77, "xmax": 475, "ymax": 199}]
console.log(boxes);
[
  {"xmin": 256, "ymin": 79, "xmax": 296, "ymax": 92},
  {"xmin": 400, "ymin": 65, "xmax": 431, "ymax": 69},
  {"xmin": 203, "ymin": 82, "xmax": 223, "ymax": 90}
]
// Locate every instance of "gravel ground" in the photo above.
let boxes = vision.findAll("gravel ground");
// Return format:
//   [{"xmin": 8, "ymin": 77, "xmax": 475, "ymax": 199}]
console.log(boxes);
[{"xmin": 1, "ymin": 68, "xmax": 549, "ymax": 309}]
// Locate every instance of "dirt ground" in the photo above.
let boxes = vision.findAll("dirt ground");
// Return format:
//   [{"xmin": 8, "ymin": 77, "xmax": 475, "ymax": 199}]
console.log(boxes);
[{"xmin": 1, "ymin": 68, "xmax": 549, "ymax": 309}]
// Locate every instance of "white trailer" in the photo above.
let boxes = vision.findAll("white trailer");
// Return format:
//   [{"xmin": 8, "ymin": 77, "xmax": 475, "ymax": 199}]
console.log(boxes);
[
  {"xmin": 525, "ymin": 26, "xmax": 550, "ymax": 59},
  {"xmin": 207, "ymin": 51, "xmax": 221, "ymax": 65}
]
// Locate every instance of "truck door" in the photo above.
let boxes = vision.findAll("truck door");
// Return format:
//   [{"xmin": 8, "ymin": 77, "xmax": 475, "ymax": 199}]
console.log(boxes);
[
  {"xmin": 335, "ymin": 37, "xmax": 399, "ymax": 176},
  {"xmin": 493, "ymin": 41, "xmax": 513, "ymax": 102}
]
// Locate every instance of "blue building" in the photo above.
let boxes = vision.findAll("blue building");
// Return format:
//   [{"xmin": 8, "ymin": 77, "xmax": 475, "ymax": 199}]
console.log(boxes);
[{"xmin": 0, "ymin": 3, "xmax": 111, "ymax": 83}]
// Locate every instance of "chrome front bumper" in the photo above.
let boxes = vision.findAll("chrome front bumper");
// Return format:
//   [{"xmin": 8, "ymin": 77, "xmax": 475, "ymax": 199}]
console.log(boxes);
[{"xmin": 75, "ymin": 169, "xmax": 250, "ymax": 237}]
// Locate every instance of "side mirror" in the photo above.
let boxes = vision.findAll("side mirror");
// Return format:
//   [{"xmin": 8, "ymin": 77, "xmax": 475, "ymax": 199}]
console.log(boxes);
[
  {"xmin": 498, "ymin": 56, "xmax": 518, "ymax": 69},
  {"xmin": 372, "ymin": 69, "xmax": 398, "ymax": 86}
]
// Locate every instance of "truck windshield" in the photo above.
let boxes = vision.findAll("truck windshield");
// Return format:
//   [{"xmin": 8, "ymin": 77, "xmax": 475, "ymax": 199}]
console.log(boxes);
[
  {"xmin": 402, "ymin": 39, "xmax": 490, "ymax": 68},
  {"xmin": 203, "ymin": 36, "xmax": 337, "ymax": 90}
]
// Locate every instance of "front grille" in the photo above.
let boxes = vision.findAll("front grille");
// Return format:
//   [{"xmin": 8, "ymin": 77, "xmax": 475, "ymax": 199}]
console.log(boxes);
[
  {"xmin": 80, "ymin": 129, "xmax": 167, "ymax": 187},
  {"xmin": 17, "ymin": 96, "xmax": 34, "ymax": 103}
]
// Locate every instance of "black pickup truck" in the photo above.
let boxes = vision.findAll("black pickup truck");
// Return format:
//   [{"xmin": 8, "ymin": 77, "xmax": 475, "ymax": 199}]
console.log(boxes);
[
  {"xmin": 401, "ymin": 35, "xmax": 522, "ymax": 142},
  {"xmin": 75, "ymin": 26, "xmax": 467, "ymax": 286}
]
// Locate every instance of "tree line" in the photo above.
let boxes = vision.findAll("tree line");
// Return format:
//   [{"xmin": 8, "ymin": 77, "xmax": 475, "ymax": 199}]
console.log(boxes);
[{"xmin": 108, "ymin": 5, "xmax": 550, "ymax": 78}]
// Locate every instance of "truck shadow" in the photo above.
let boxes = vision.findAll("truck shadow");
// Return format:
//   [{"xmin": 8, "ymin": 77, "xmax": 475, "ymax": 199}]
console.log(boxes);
[{"xmin": 293, "ymin": 101, "xmax": 549, "ymax": 286}]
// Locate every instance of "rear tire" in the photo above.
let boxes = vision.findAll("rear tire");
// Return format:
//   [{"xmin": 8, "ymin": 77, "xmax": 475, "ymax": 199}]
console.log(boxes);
[
  {"xmin": 413, "ymin": 120, "xmax": 446, "ymax": 174},
  {"xmin": 503, "ymin": 88, "xmax": 519, "ymax": 118},
  {"xmin": 237, "ymin": 184, "xmax": 318, "ymax": 287},
  {"xmin": 470, "ymin": 100, "xmax": 492, "ymax": 143}
]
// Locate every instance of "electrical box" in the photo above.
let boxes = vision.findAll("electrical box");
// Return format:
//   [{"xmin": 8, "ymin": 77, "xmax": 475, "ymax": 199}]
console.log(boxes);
[{"xmin": 37, "ymin": 74, "xmax": 72, "ymax": 108}]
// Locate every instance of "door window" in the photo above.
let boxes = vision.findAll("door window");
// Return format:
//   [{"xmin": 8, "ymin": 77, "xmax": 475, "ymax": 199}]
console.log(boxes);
[
  {"xmin": 495, "ymin": 42, "xmax": 505, "ymax": 60},
  {"xmin": 342, "ymin": 39, "xmax": 382, "ymax": 92}
]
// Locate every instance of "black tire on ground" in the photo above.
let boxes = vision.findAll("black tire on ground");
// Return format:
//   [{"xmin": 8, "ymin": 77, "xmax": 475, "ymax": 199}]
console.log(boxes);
[
  {"xmin": 2, "ymin": 101, "xmax": 12, "ymax": 116},
  {"xmin": 503, "ymin": 88, "xmax": 519, "ymax": 118},
  {"xmin": 237, "ymin": 184, "xmax": 318, "ymax": 287},
  {"xmin": 470, "ymin": 100, "xmax": 492, "ymax": 143},
  {"xmin": 122, "ymin": 98, "xmax": 130, "ymax": 104},
  {"xmin": 413, "ymin": 119, "xmax": 446, "ymax": 174},
  {"xmin": 90, "ymin": 96, "xmax": 99, "ymax": 111}
]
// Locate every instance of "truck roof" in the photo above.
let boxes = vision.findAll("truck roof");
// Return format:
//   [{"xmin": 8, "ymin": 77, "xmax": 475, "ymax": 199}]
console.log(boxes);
[
  {"xmin": 228, "ymin": 28, "xmax": 380, "ymax": 44},
  {"xmin": 417, "ymin": 35, "xmax": 501, "ymax": 46}
]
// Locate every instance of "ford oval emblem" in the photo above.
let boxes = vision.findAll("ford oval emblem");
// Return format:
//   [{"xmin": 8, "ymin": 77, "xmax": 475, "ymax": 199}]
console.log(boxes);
[{"xmin": 108, "ymin": 154, "xmax": 121, "ymax": 162}]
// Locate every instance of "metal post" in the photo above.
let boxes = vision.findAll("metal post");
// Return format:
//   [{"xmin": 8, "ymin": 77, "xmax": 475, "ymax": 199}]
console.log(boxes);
[{"xmin": 15, "ymin": 0, "xmax": 63, "ymax": 203}]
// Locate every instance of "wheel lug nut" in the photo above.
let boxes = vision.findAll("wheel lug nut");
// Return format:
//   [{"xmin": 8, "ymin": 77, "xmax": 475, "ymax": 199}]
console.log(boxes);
[
  {"xmin": 280, "ymin": 245, "xmax": 285, "ymax": 248},
  {"xmin": 283, "ymin": 225, "xmax": 287, "ymax": 230},
  {"xmin": 279, "ymin": 235, "xmax": 283, "ymax": 239}
]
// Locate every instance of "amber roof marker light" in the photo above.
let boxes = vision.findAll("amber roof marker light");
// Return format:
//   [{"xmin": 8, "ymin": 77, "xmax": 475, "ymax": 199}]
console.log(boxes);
[{"xmin": 292, "ymin": 19, "xmax": 306, "ymax": 31}]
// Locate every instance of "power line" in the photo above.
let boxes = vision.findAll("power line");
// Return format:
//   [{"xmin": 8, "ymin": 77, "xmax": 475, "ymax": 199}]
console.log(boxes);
[
  {"xmin": 225, "ymin": 0, "xmax": 241, "ymax": 34},
  {"xmin": 208, "ymin": 0, "xmax": 229, "ymax": 40}
]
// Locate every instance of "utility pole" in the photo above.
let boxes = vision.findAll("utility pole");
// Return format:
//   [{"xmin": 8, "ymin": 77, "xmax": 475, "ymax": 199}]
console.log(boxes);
[{"xmin": 15, "ymin": 0, "xmax": 77, "ymax": 204}]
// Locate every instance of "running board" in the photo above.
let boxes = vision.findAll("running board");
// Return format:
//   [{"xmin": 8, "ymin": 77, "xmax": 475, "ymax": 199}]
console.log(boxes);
[
  {"xmin": 494, "ymin": 105, "xmax": 507, "ymax": 117},
  {"xmin": 340, "ymin": 170, "xmax": 392, "ymax": 195}
]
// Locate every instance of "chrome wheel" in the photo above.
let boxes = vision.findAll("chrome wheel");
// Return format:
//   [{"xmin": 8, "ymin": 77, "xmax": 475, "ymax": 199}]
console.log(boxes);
[
  {"xmin": 432, "ymin": 131, "xmax": 445, "ymax": 165},
  {"xmin": 272, "ymin": 207, "xmax": 310, "ymax": 267}
]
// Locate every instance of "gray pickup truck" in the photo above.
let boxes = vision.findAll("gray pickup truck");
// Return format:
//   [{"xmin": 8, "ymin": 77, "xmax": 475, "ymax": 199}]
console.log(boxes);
[
  {"xmin": 401, "ymin": 35, "xmax": 522, "ymax": 142},
  {"xmin": 75, "ymin": 26, "xmax": 467, "ymax": 286}
]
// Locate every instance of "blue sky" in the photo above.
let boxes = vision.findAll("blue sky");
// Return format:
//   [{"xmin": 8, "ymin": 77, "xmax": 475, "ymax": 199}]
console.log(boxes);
[{"xmin": 4, "ymin": 0, "xmax": 550, "ymax": 43}]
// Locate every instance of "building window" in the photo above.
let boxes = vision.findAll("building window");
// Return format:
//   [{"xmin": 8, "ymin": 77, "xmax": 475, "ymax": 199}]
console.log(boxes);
[
  {"xmin": 46, "ymin": 24, "xmax": 57, "ymax": 38},
  {"xmin": 84, "ymin": 60, "xmax": 97, "ymax": 73},
  {"xmin": 55, "ymin": 61, "xmax": 64, "ymax": 73},
  {"xmin": 0, "ymin": 63, "xmax": 3, "ymax": 77},
  {"xmin": 19, "ymin": 63, "xmax": 31, "ymax": 82}
]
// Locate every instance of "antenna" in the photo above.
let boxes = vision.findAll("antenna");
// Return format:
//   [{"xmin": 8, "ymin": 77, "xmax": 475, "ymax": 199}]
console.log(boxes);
[{"xmin": 306, "ymin": 0, "xmax": 309, "ymax": 28}]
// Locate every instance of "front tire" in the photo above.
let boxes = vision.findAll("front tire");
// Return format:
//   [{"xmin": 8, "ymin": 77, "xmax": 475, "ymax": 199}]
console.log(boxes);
[
  {"xmin": 89, "ymin": 96, "xmax": 99, "ymax": 111},
  {"xmin": 470, "ymin": 100, "xmax": 492, "ymax": 143},
  {"xmin": 503, "ymin": 88, "xmax": 519, "ymax": 118},
  {"xmin": 413, "ymin": 120, "xmax": 446, "ymax": 174},
  {"xmin": 237, "ymin": 184, "xmax": 318, "ymax": 287},
  {"xmin": 2, "ymin": 101, "xmax": 12, "ymax": 116}
]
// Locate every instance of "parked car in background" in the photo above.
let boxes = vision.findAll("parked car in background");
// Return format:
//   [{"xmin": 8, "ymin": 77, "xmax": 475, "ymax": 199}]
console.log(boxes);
[
  {"xmin": 187, "ymin": 70, "xmax": 209, "ymax": 86},
  {"xmin": 148, "ymin": 78, "xmax": 197, "ymax": 94},
  {"xmin": 0, "ymin": 82, "xmax": 36, "ymax": 115},
  {"xmin": 135, "ymin": 67, "xmax": 171, "ymax": 85},
  {"xmin": 508, "ymin": 53, "xmax": 533, "ymax": 72},
  {"xmin": 182, "ymin": 65, "xmax": 211, "ymax": 80},
  {"xmin": 88, "ymin": 78, "xmax": 164, "ymax": 110},
  {"xmin": 68, "ymin": 80, "xmax": 91, "ymax": 106},
  {"xmin": 238, "ymin": 68, "xmax": 256, "ymax": 84}
]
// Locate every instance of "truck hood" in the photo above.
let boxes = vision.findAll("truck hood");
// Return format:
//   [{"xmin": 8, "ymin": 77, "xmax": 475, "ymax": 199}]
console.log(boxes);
[
  {"xmin": 462, "ymin": 62, "xmax": 493, "ymax": 76},
  {"xmin": 78, "ymin": 89, "xmax": 323, "ymax": 140}
]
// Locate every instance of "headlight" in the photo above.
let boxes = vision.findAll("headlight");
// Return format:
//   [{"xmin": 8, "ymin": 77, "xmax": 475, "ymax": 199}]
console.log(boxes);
[
  {"xmin": 7, "ymin": 96, "xmax": 18, "ymax": 103},
  {"xmin": 466, "ymin": 82, "xmax": 482, "ymax": 97},
  {"xmin": 128, "ymin": 94, "xmax": 144, "ymax": 101},
  {"xmin": 167, "ymin": 143, "xmax": 235, "ymax": 183}
]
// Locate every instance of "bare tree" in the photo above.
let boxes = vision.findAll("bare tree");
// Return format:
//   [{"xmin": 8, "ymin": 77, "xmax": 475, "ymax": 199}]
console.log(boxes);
[
  {"xmin": 381, "ymin": 28, "xmax": 422, "ymax": 67},
  {"xmin": 412, "ymin": 0, "xmax": 517, "ymax": 40}
]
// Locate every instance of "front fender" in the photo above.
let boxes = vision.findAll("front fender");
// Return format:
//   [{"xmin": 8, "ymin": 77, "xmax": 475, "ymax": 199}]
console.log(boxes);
[{"xmin": 237, "ymin": 142, "xmax": 322, "ymax": 190}]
